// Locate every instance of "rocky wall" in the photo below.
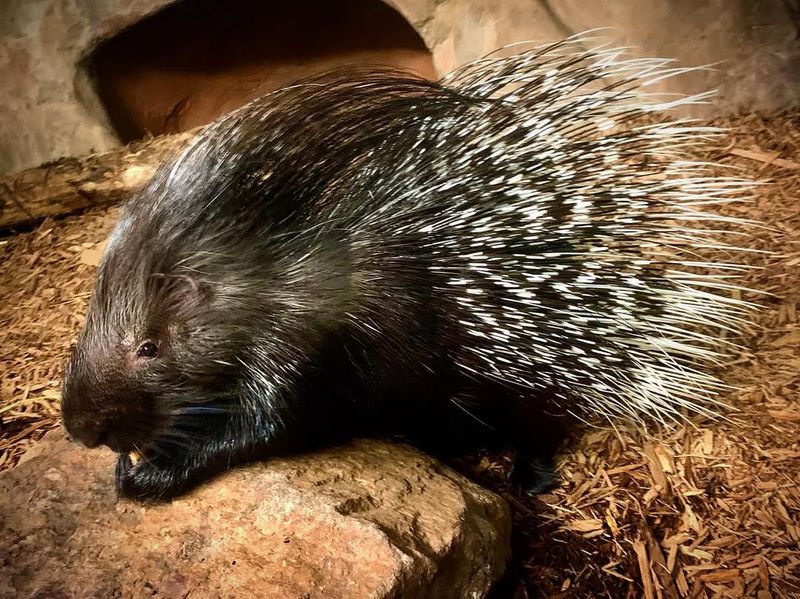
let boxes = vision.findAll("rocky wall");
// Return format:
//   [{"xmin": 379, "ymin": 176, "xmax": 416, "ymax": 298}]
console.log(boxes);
[{"xmin": 1, "ymin": 0, "xmax": 798, "ymax": 176}]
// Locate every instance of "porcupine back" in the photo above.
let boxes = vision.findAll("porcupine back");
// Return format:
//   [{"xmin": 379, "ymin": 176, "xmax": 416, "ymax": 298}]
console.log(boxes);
[
  {"xmin": 101, "ymin": 35, "xmax": 753, "ymax": 434},
  {"xmin": 345, "ymin": 37, "xmax": 753, "ymax": 425},
  {"xmin": 407, "ymin": 39, "xmax": 756, "ymax": 424}
]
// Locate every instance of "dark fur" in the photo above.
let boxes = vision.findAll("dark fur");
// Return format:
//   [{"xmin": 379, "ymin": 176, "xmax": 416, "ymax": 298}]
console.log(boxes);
[{"xmin": 62, "ymin": 70, "xmax": 566, "ymax": 499}]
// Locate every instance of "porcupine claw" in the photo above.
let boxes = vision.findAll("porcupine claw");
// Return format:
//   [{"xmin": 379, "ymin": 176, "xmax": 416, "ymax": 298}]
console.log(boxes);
[
  {"xmin": 114, "ymin": 446, "xmax": 233, "ymax": 501},
  {"xmin": 114, "ymin": 450, "xmax": 144, "ymax": 484},
  {"xmin": 114, "ymin": 450, "xmax": 165, "ymax": 501},
  {"xmin": 115, "ymin": 452, "xmax": 133, "ymax": 482}
]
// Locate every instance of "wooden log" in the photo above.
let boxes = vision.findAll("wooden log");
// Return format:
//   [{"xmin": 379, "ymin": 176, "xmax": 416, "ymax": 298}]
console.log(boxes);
[{"xmin": 0, "ymin": 131, "xmax": 196, "ymax": 231}]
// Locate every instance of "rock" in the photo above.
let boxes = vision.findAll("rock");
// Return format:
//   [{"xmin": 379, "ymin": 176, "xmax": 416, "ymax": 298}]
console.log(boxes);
[
  {"xmin": 0, "ymin": 432, "xmax": 510, "ymax": 598},
  {"xmin": 2, "ymin": 0, "xmax": 799, "ymax": 176}
]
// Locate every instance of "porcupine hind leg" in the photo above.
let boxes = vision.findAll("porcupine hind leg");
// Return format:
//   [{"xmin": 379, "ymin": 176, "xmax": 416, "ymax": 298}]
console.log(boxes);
[
  {"xmin": 485, "ymin": 389, "xmax": 568, "ymax": 495},
  {"xmin": 506, "ymin": 424, "xmax": 565, "ymax": 494},
  {"xmin": 510, "ymin": 457, "xmax": 558, "ymax": 495},
  {"xmin": 405, "ymin": 391, "xmax": 506, "ymax": 458},
  {"xmin": 457, "ymin": 399, "xmax": 563, "ymax": 494},
  {"xmin": 409, "ymin": 387, "xmax": 565, "ymax": 495}
]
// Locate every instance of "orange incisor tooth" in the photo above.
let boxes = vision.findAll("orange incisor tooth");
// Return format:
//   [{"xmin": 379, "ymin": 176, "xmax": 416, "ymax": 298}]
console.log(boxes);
[{"xmin": 129, "ymin": 451, "xmax": 142, "ymax": 465}]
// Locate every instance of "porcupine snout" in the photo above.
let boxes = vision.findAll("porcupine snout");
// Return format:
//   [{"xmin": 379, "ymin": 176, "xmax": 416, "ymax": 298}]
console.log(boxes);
[
  {"xmin": 61, "ymin": 405, "xmax": 105, "ymax": 448},
  {"xmin": 61, "ymin": 341, "xmax": 161, "ymax": 454},
  {"xmin": 61, "ymin": 378, "xmax": 146, "ymax": 452}
]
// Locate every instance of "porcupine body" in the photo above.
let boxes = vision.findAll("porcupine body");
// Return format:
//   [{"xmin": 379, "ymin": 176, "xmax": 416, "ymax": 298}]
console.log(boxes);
[{"xmin": 61, "ymin": 36, "xmax": 752, "ymax": 500}]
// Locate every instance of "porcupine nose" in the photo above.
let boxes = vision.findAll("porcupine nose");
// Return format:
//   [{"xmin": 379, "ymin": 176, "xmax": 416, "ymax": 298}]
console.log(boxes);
[{"xmin": 63, "ymin": 410, "xmax": 106, "ymax": 448}]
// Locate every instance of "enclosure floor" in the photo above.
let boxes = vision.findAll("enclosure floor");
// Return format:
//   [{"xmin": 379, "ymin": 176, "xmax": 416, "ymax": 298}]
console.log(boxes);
[{"xmin": 1, "ymin": 112, "xmax": 798, "ymax": 598}]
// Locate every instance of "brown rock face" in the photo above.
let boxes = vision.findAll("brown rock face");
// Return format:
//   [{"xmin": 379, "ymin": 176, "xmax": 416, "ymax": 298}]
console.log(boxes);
[{"xmin": 0, "ymin": 432, "xmax": 510, "ymax": 598}]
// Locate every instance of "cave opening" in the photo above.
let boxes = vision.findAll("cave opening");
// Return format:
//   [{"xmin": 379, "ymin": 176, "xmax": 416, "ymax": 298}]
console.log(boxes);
[{"xmin": 88, "ymin": 0, "xmax": 436, "ymax": 142}]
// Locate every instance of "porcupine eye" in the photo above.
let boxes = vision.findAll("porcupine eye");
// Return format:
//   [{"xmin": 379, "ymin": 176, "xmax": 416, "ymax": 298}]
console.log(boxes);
[{"xmin": 136, "ymin": 341, "xmax": 159, "ymax": 359}]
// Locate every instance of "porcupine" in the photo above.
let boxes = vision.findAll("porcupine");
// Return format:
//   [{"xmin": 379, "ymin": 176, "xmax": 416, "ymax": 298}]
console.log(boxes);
[{"xmin": 61, "ymin": 36, "xmax": 753, "ymax": 500}]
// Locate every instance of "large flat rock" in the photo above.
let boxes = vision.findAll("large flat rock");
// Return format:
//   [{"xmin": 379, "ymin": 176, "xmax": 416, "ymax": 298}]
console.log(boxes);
[{"xmin": 0, "ymin": 432, "xmax": 510, "ymax": 598}]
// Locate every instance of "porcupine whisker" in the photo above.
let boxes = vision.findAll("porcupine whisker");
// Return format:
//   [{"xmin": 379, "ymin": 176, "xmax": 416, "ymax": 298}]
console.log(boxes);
[
  {"xmin": 140, "ymin": 441, "xmax": 172, "ymax": 461},
  {"xmin": 152, "ymin": 431, "xmax": 203, "ymax": 453},
  {"xmin": 168, "ymin": 406, "xmax": 236, "ymax": 416}
]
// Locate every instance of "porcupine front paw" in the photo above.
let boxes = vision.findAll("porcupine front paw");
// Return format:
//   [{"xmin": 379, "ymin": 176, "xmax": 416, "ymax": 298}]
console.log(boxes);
[{"xmin": 115, "ymin": 452, "xmax": 188, "ymax": 502}]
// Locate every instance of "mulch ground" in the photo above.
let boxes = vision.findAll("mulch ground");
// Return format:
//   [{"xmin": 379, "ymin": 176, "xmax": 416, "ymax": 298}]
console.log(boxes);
[{"xmin": 1, "ymin": 111, "xmax": 798, "ymax": 598}]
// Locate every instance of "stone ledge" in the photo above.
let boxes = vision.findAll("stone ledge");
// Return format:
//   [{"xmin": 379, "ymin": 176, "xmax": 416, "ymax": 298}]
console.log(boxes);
[{"xmin": 0, "ymin": 432, "xmax": 510, "ymax": 598}]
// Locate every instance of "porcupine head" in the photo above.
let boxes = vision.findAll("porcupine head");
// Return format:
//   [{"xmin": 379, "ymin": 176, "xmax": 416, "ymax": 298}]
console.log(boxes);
[
  {"xmin": 59, "ymin": 115, "xmax": 359, "ymax": 500},
  {"xmin": 61, "ymin": 35, "xmax": 753, "ymax": 501}
]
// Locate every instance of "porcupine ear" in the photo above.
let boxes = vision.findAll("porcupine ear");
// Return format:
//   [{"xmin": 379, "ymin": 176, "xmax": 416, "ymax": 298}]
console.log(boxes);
[{"xmin": 148, "ymin": 272, "xmax": 213, "ymax": 327}]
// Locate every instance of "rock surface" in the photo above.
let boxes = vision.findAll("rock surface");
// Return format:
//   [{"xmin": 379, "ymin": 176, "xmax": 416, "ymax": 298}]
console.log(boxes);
[
  {"xmin": 0, "ymin": 432, "xmax": 511, "ymax": 598},
  {"xmin": 1, "ymin": 0, "xmax": 799, "ymax": 175}
]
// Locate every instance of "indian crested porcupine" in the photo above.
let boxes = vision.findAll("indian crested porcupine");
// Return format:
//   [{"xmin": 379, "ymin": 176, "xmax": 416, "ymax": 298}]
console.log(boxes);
[{"xmin": 61, "ymin": 35, "xmax": 753, "ymax": 500}]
